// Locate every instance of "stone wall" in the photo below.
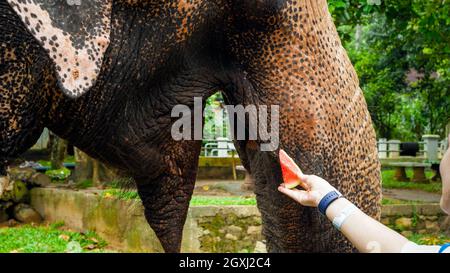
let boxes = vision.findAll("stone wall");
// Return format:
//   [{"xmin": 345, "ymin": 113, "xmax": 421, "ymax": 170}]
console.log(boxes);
[
  {"xmin": 381, "ymin": 204, "xmax": 449, "ymax": 237},
  {"xmin": 30, "ymin": 188, "xmax": 166, "ymax": 252},
  {"xmin": 191, "ymin": 206, "xmax": 264, "ymax": 253},
  {"xmin": 29, "ymin": 188, "xmax": 448, "ymax": 253},
  {"xmin": 30, "ymin": 188, "xmax": 266, "ymax": 252},
  {"xmin": 0, "ymin": 168, "xmax": 50, "ymax": 225}
]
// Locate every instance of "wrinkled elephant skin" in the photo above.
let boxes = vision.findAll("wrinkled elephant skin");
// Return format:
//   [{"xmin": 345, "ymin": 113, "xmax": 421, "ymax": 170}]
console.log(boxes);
[{"xmin": 0, "ymin": 0, "xmax": 381, "ymax": 252}]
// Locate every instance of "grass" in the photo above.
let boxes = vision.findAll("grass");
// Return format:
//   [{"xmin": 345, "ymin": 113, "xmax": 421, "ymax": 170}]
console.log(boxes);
[
  {"xmin": 381, "ymin": 197, "xmax": 423, "ymax": 205},
  {"xmin": 37, "ymin": 160, "xmax": 51, "ymax": 167},
  {"xmin": 407, "ymin": 233, "xmax": 450, "ymax": 245},
  {"xmin": 45, "ymin": 167, "xmax": 71, "ymax": 182},
  {"xmin": 190, "ymin": 196, "xmax": 257, "ymax": 206},
  {"xmin": 0, "ymin": 222, "xmax": 108, "ymax": 253},
  {"xmin": 102, "ymin": 189, "xmax": 257, "ymax": 205},
  {"xmin": 37, "ymin": 156, "xmax": 75, "ymax": 167},
  {"xmin": 65, "ymin": 155, "xmax": 75, "ymax": 163},
  {"xmin": 381, "ymin": 169, "xmax": 442, "ymax": 193},
  {"xmin": 75, "ymin": 179, "xmax": 93, "ymax": 189},
  {"xmin": 102, "ymin": 189, "xmax": 139, "ymax": 200}
]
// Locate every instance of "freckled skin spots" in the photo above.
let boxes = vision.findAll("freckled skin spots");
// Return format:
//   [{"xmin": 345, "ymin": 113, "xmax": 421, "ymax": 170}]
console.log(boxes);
[
  {"xmin": 225, "ymin": 0, "xmax": 381, "ymax": 252},
  {"xmin": 0, "ymin": 0, "xmax": 381, "ymax": 253},
  {"xmin": 6, "ymin": 0, "xmax": 112, "ymax": 98}
]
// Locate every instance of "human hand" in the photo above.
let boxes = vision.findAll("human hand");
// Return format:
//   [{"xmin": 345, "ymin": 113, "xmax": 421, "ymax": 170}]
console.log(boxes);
[{"xmin": 278, "ymin": 173, "xmax": 338, "ymax": 207}]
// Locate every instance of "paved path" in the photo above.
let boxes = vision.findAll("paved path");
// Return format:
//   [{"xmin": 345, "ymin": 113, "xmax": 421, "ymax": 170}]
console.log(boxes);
[
  {"xmin": 383, "ymin": 188, "xmax": 441, "ymax": 203},
  {"xmin": 195, "ymin": 180, "xmax": 252, "ymax": 196}
]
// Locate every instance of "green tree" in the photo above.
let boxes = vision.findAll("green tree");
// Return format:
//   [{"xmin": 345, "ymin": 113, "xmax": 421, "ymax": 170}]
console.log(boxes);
[{"xmin": 332, "ymin": 0, "xmax": 450, "ymax": 139}]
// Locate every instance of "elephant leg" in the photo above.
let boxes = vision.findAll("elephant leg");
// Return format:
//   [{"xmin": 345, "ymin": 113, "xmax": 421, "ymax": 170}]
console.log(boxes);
[
  {"xmin": 134, "ymin": 140, "xmax": 201, "ymax": 253},
  {"xmin": 0, "ymin": 50, "xmax": 48, "ymax": 178},
  {"xmin": 0, "ymin": 5, "xmax": 51, "ymax": 176},
  {"xmin": 0, "ymin": 73, "xmax": 45, "ymax": 180}
]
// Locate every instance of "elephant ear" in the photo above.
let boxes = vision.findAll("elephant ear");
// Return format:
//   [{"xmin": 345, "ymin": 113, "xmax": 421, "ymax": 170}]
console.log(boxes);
[{"xmin": 7, "ymin": 0, "xmax": 112, "ymax": 98}]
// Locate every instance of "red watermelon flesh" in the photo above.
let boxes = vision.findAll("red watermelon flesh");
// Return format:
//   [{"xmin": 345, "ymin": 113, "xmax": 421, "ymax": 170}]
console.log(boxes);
[{"xmin": 279, "ymin": 149, "xmax": 304, "ymax": 189}]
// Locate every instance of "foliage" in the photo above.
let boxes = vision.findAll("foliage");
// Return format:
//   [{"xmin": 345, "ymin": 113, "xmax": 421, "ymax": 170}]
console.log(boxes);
[
  {"xmin": 45, "ymin": 167, "xmax": 71, "ymax": 181},
  {"xmin": 102, "ymin": 189, "xmax": 140, "ymax": 200},
  {"xmin": 37, "ymin": 160, "xmax": 51, "ymax": 167},
  {"xmin": 203, "ymin": 92, "xmax": 228, "ymax": 141},
  {"xmin": 328, "ymin": 0, "xmax": 383, "ymax": 41},
  {"xmin": 75, "ymin": 179, "xmax": 93, "ymax": 189},
  {"xmin": 199, "ymin": 1, "xmax": 449, "ymax": 140},
  {"xmin": 407, "ymin": 233, "xmax": 450, "ymax": 245},
  {"xmin": 108, "ymin": 180, "xmax": 123, "ymax": 189},
  {"xmin": 0, "ymin": 224, "xmax": 107, "ymax": 253},
  {"xmin": 65, "ymin": 155, "xmax": 75, "ymax": 163},
  {"xmin": 49, "ymin": 221, "xmax": 66, "ymax": 229},
  {"xmin": 329, "ymin": 0, "xmax": 450, "ymax": 139}
]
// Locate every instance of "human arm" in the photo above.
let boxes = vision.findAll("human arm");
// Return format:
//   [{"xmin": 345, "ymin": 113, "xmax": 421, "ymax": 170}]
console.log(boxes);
[
  {"xmin": 278, "ymin": 174, "xmax": 411, "ymax": 253},
  {"xmin": 439, "ymin": 134, "xmax": 450, "ymax": 214}
]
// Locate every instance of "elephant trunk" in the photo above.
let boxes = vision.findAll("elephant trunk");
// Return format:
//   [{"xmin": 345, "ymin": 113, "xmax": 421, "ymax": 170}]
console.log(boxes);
[{"xmin": 224, "ymin": 0, "xmax": 381, "ymax": 252}]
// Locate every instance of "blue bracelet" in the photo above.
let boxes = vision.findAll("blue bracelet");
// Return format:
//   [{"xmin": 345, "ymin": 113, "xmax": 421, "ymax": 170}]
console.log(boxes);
[{"xmin": 318, "ymin": 191, "xmax": 342, "ymax": 215}]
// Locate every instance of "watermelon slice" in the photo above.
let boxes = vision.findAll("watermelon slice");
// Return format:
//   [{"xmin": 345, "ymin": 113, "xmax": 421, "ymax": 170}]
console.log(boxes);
[{"xmin": 279, "ymin": 149, "xmax": 304, "ymax": 189}]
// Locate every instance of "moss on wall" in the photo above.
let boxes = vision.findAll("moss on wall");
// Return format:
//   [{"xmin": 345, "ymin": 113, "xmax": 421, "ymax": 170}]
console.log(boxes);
[{"xmin": 198, "ymin": 213, "xmax": 263, "ymax": 253}]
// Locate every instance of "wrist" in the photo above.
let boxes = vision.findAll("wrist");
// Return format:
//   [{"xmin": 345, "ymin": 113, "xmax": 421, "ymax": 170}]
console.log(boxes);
[
  {"xmin": 315, "ymin": 186, "xmax": 340, "ymax": 207},
  {"xmin": 325, "ymin": 198, "xmax": 353, "ymax": 220},
  {"xmin": 317, "ymin": 190, "xmax": 342, "ymax": 215}
]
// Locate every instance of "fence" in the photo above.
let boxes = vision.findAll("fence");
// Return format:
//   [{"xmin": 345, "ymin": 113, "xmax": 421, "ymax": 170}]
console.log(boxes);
[
  {"xmin": 377, "ymin": 135, "xmax": 447, "ymax": 162},
  {"xmin": 201, "ymin": 138, "xmax": 236, "ymax": 157},
  {"xmin": 202, "ymin": 135, "xmax": 447, "ymax": 162}
]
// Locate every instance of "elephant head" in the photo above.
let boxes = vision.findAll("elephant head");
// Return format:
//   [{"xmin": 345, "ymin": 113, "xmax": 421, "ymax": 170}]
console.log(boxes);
[{"xmin": 3, "ymin": 0, "xmax": 381, "ymax": 252}]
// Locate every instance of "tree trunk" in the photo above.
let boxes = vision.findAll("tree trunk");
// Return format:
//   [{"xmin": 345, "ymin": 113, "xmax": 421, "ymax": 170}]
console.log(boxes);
[
  {"xmin": 72, "ymin": 148, "xmax": 92, "ymax": 183},
  {"xmin": 49, "ymin": 132, "xmax": 67, "ymax": 170},
  {"xmin": 72, "ymin": 148, "xmax": 119, "ymax": 188}
]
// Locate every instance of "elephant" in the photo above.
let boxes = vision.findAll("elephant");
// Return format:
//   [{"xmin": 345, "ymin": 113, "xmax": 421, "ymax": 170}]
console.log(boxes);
[{"xmin": 0, "ymin": 0, "xmax": 382, "ymax": 252}]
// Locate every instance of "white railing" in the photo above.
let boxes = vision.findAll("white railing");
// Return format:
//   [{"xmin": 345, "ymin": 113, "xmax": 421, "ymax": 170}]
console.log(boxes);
[
  {"xmin": 377, "ymin": 135, "xmax": 447, "ymax": 161},
  {"xmin": 202, "ymin": 135, "xmax": 447, "ymax": 161},
  {"xmin": 202, "ymin": 138, "xmax": 236, "ymax": 157},
  {"xmin": 376, "ymin": 139, "xmax": 425, "ymax": 158}
]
